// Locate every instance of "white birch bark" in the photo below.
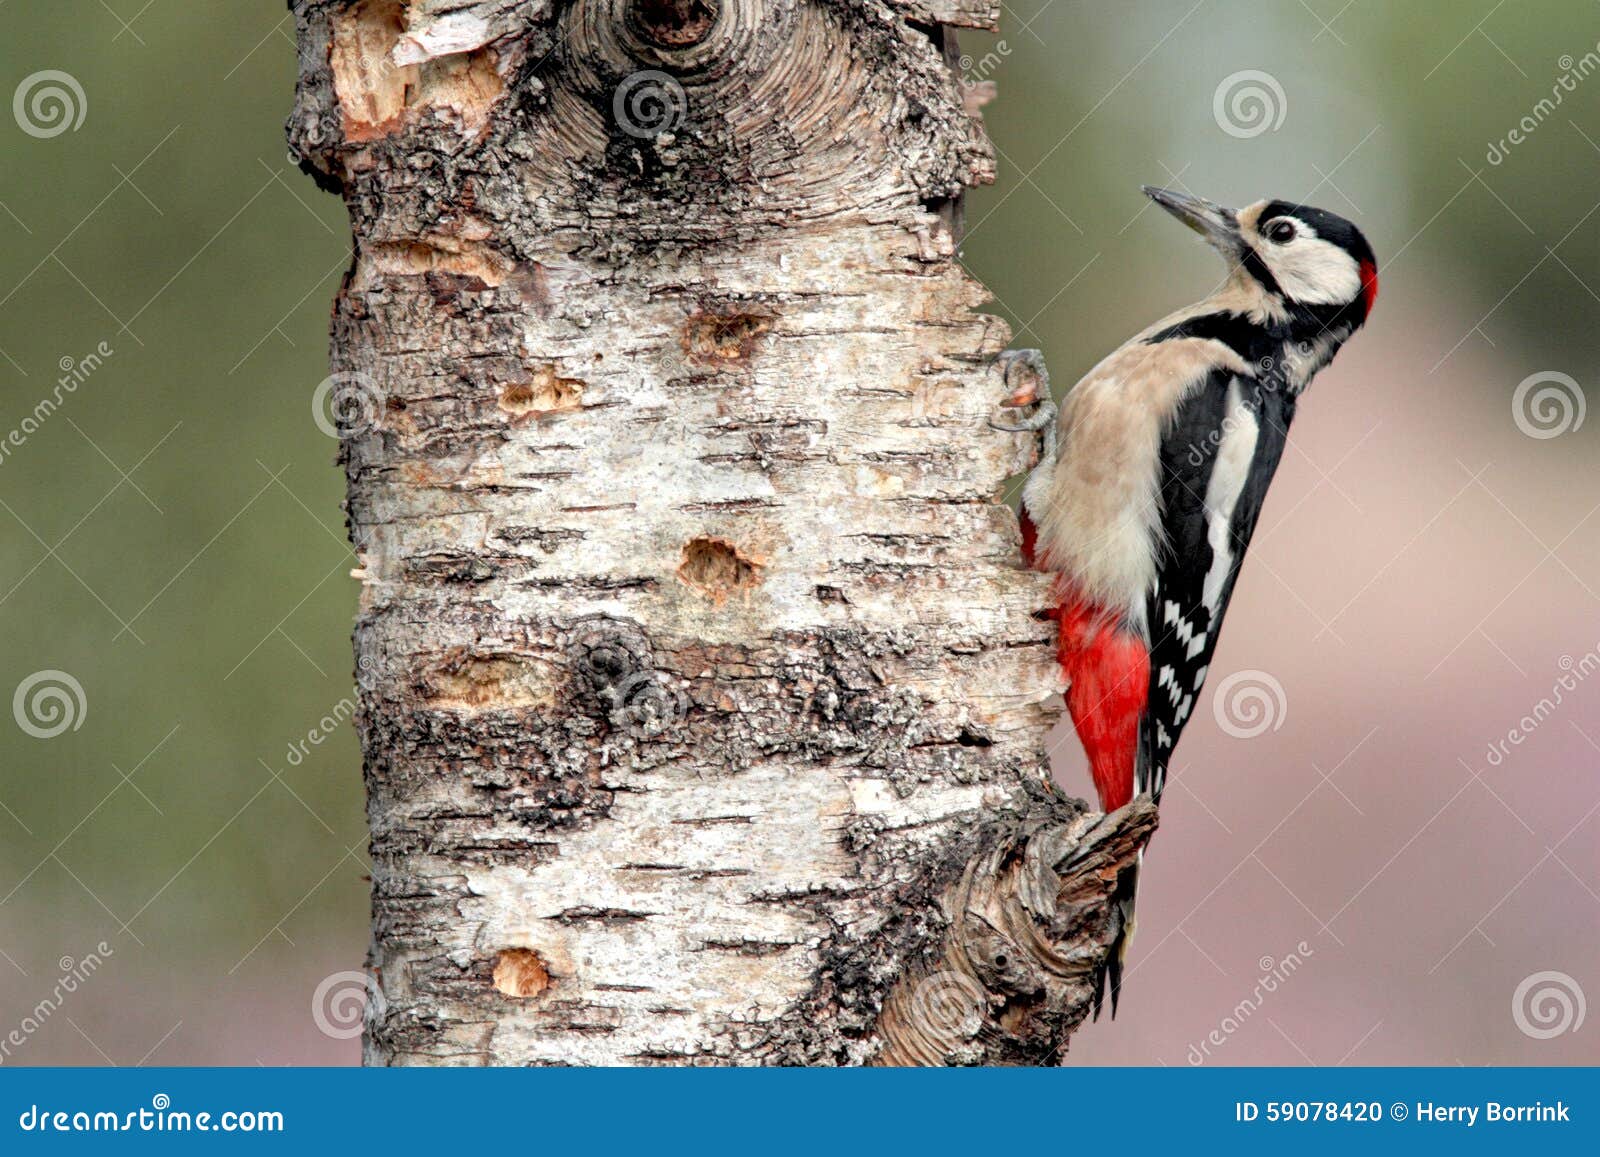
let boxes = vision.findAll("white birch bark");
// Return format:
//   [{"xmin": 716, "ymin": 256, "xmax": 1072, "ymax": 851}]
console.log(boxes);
[{"xmin": 290, "ymin": 0, "xmax": 1153, "ymax": 1066}]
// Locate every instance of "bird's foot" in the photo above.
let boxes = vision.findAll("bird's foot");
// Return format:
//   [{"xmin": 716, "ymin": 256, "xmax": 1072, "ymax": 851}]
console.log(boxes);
[
  {"xmin": 989, "ymin": 349, "xmax": 1057, "ymax": 458},
  {"xmin": 988, "ymin": 397, "xmax": 1057, "ymax": 433}
]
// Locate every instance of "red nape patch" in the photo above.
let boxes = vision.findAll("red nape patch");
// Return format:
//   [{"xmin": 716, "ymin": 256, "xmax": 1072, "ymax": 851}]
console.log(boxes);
[
  {"xmin": 1058, "ymin": 597, "xmax": 1149, "ymax": 813},
  {"xmin": 1359, "ymin": 259, "xmax": 1379, "ymax": 319}
]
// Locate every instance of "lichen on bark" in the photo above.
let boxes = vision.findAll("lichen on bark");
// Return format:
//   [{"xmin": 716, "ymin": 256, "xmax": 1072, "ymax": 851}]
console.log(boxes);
[{"xmin": 291, "ymin": 0, "xmax": 1151, "ymax": 1066}]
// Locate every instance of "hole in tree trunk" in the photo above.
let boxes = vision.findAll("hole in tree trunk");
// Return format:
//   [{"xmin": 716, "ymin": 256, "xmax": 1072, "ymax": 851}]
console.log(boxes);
[
  {"xmin": 493, "ymin": 948, "xmax": 552, "ymax": 998},
  {"xmin": 682, "ymin": 309, "xmax": 772, "ymax": 367},
  {"xmin": 632, "ymin": 0, "xmax": 719, "ymax": 47},
  {"xmin": 677, "ymin": 536, "xmax": 762, "ymax": 604},
  {"xmin": 499, "ymin": 365, "xmax": 586, "ymax": 417}
]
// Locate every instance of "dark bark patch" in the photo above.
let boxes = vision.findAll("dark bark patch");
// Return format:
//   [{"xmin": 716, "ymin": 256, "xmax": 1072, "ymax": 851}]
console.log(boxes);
[
  {"xmin": 491, "ymin": 526, "xmax": 587, "ymax": 553},
  {"xmin": 554, "ymin": 906, "xmax": 654, "ymax": 924},
  {"xmin": 697, "ymin": 938, "xmax": 804, "ymax": 957},
  {"xmin": 568, "ymin": 624, "xmax": 654, "ymax": 700},
  {"xmin": 536, "ymin": 1002, "xmax": 623, "ymax": 1034},
  {"xmin": 404, "ymin": 551, "xmax": 523, "ymax": 584}
]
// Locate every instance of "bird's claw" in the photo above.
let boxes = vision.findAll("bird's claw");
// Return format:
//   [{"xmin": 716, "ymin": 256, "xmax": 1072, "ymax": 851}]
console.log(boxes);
[
  {"xmin": 989, "ymin": 349, "xmax": 1057, "ymax": 459},
  {"xmin": 988, "ymin": 399, "xmax": 1058, "ymax": 433}
]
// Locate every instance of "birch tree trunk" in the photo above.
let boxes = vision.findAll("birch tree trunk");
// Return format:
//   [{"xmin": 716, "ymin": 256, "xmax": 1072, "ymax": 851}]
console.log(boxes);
[{"xmin": 290, "ymin": 0, "xmax": 1154, "ymax": 1066}]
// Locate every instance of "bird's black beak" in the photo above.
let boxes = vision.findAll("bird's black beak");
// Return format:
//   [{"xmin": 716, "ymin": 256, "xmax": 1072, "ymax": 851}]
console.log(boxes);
[{"xmin": 1142, "ymin": 186, "xmax": 1242, "ymax": 254}]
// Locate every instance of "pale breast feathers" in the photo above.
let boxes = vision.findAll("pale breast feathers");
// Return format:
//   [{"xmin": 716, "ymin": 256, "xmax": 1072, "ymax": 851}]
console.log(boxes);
[{"xmin": 1028, "ymin": 336, "xmax": 1249, "ymax": 632}]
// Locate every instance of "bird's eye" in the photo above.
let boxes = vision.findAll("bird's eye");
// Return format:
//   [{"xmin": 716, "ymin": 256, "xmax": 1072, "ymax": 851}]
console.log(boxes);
[{"xmin": 1265, "ymin": 219, "xmax": 1297, "ymax": 244}]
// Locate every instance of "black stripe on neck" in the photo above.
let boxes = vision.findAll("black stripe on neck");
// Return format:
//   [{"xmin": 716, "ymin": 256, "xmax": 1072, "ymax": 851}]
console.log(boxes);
[
  {"xmin": 1148, "ymin": 304, "xmax": 1356, "ymax": 350},
  {"xmin": 1238, "ymin": 247, "xmax": 1281, "ymax": 296},
  {"xmin": 1144, "ymin": 312, "xmax": 1276, "ymax": 365},
  {"xmin": 1286, "ymin": 297, "xmax": 1367, "ymax": 339}
]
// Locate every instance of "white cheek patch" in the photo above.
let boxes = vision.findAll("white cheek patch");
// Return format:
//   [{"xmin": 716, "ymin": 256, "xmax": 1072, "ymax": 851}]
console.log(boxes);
[{"xmin": 1260, "ymin": 235, "xmax": 1362, "ymax": 305}]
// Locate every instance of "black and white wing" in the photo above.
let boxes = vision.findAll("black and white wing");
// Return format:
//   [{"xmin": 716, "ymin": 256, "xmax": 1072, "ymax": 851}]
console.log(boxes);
[{"xmin": 1139, "ymin": 370, "xmax": 1294, "ymax": 800}]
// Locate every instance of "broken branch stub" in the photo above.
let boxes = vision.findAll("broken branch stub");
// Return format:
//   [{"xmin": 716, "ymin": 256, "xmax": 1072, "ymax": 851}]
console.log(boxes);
[{"xmin": 874, "ymin": 797, "xmax": 1158, "ymax": 1065}]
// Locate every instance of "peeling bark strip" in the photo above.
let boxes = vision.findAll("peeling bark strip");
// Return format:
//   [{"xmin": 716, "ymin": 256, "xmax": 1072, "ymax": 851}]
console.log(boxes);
[{"xmin": 291, "ymin": 0, "xmax": 1152, "ymax": 1065}]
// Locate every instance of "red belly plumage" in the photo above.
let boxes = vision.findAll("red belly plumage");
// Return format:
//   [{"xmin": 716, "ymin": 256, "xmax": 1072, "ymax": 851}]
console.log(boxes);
[{"xmin": 1019, "ymin": 507, "xmax": 1148, "ymax": 811}]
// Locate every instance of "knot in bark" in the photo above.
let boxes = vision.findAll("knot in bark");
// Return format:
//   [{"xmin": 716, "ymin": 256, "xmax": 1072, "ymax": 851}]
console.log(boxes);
[
  {"xmin": 567, "ymin": 621, "xmax": 689, "ymax": 741},
  {"xmin": 568, "ymin": 621, "xmax": 655, "ymax": 700}
]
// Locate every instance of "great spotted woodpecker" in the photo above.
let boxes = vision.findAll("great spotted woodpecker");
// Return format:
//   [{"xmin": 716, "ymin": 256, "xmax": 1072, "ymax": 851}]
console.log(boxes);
[{"xmin": 996, "ymin": 187, "xmax": 1377, "ymax": 1014}]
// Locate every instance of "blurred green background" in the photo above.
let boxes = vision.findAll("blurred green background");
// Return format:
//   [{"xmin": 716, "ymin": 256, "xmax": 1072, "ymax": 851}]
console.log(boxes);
[{"xmin": 1, "ymin": 2, "xmax": 1596, "ymax": 1065}]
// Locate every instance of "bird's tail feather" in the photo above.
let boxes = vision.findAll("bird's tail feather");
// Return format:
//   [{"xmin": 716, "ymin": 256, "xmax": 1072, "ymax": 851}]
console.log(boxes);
[
  {"xmin": 1093, "ymin": 721, "xmax": 1157, "ymax": 1019},
  {"xmin": 1092, "ymin": 853, "xmax": 1141, "ymax": 1020}
]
